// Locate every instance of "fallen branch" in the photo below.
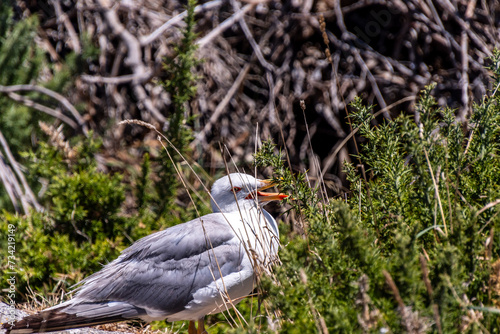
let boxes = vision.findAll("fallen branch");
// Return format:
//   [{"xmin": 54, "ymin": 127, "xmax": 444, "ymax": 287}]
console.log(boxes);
[
  {"xmin": 140, "ymin": 0, "xmax": 224, "ymax": 46},
  {"xmin": 0, "ymin": 90, "xmax": 79, "ymax": 130},
  {"xmin": 197, "ymin": 3, "xmax": 255, "ymax": 48},
  {"xmin": 97, "ymin": 0, "xmax": 166, "ymax": 123},
  {"xmin": 81, "ymin": 71, "xmax": 153, "ymax": 85},
  {"xmin": 0, "ymin": 131, "xmax": 42, "ymax": 213},
  {"xmin": 0, "ymin": 84, "xmax": 87, "ymax": 134}
]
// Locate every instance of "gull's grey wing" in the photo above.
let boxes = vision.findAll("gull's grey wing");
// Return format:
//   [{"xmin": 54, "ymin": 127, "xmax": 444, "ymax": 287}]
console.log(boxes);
[{"xmin": 72, "ymin": 213, "xmax": 248, "ymax": 315}]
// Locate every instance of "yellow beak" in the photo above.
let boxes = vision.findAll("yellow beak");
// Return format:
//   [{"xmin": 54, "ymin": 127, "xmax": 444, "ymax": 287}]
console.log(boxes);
[{"xmin": 245, "ymin": 179, "xmax": 289, "ymax": 202}]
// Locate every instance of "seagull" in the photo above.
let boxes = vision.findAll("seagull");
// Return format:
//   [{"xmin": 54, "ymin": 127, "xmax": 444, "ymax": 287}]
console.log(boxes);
[{"xmin": 3, "ymin": 173, "xmax": 288, "ymax": 334}]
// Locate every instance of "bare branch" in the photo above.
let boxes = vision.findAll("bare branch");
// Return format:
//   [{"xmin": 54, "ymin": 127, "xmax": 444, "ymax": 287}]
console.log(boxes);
[
  {"xmin": 0, "ymin": 89, "xmax": 79, "ymax": 130},
  {"xmin": 140, "ymin": 0, "xmax": 224, "ymax": 46},
  {"xmin": 96, "ymin": 0, "xmax": 166, "ymax": 123},
  {"xmin": 0, "ymin": 154, "xmax": 21, "ymax": 213},
  {"xmin": 50, "ymin": 0, "xmax": 81, "ymax": 54},
  {"xmin": 81, "ymin": 71, "xmax": 153, "ymax": 85},
  {"xmin": 0, "ymin": 131, "xmax": 42, "ymax": 213},
  {"xmin": 193, "ymin": 63, "xmax": 251, "ymax": 146},
  {"xmin": 230, "ymin": 0, "xmax": 275, "ymax": 72},
  {"xmin": 197, "ymin": 4, "xmax": 255, "ymax": 48},
  {"xmin": 0, "ymin": 84, "xmax": 88, "ymax": 134}
]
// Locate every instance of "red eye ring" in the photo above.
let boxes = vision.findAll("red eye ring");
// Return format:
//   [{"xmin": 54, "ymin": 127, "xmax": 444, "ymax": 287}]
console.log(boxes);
[{"xmin": 232, "ymin": 187, "xmax": 242, "ymax": 192}]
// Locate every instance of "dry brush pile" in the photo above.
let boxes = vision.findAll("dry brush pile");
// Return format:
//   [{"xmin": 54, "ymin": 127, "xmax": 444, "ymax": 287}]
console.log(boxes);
[{"xmin": 3, "ymin": 0, "xmax": 500, "ymax": 200}]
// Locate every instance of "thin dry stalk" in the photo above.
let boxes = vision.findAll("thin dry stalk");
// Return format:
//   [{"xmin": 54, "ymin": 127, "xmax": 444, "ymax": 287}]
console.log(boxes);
[
  {"xmin": 299, "ymin": 269, "xmax": 329, "ymax": 334},
  {"xmin": 423, "ymin": 147, "xmax": 448, "ymax": 236},
  {"xmin": 465, "ymin": 80, "xmax": 500, "ymax": 155},
  {"xmin": 478, "ymin": 211, "xmax": 500, "ymax": 235},
  {"xmin": 383, "ymin": 270, "xmax": 430, "ymax": 333},
  {"xmin": 419, "ymin": 255, "xmax": 442, "ymax": 334},
  {"xmin": 300, "ymin": 100, "xmax": 329, "ymax": 207},
  {"xmin": 475, "ymin": 198, "xmax": 500, "ymax": 217}
]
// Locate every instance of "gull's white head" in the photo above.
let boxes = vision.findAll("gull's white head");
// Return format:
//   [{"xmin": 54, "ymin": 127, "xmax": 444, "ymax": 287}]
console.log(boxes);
[{"xmin": 210, "ymin": 173, "xmax": 288, "ymax": 213}]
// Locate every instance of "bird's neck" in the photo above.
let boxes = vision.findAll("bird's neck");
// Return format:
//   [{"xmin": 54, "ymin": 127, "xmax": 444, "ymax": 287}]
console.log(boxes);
[
  {"xmin": 212, "ymin": 201, "xmax": 279, "ymax": 240},
  {"xmin": 213, "ymin": 202, "xmax": 278, "ymax": 236},
  {"xmin": 212, "ymin": 200, "xmax": 256, "ymax": 214},
  {"xmin": 262, "ymin": 209, "xmax": 279, "ymax": 238}
]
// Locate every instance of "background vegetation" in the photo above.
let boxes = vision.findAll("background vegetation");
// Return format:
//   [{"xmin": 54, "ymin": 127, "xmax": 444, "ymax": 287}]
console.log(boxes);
[{"xmin": 1, "ymin": 0, "xmax": 500, "ymax": 333}]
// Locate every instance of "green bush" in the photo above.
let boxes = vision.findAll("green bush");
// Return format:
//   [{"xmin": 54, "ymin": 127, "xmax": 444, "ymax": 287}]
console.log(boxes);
[
  {"xmin": 1, "ymin": 211, "xmax": 120, "ymax": 298},
  {"xmin": 0, "ymin": 3, "xmax": 98, "ymax": 212},
  {"xmin": 250, "ymin": 51, "xmax": 500, "ymax": 333},
  {"xmin": 1, "ymin": 128, "xmax": 211, "ymax": 300},
  {"xmin": 1, "ymin": 135, "xmax": 125, "ymax": 295}
]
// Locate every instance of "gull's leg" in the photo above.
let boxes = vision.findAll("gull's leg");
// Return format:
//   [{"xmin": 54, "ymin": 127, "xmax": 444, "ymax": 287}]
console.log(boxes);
[
  {"xmin": 197, "ymin": 318, "xmax": 207, "ymax": 334},
  {"xmin": 188, "ymin": 320, "xmax": 197, "ymax": 334}
]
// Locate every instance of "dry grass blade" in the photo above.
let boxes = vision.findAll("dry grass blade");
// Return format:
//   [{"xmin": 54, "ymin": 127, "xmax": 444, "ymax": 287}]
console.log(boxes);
[
  {"xmin": 419, "ymin": 255, "xmax": 443, "ymax": 334},
  {"xmin": 423, "ymin": 147, "xmax": 448, "ymax": 236},
  {"xmin": 476, "ymin": 199, "xmax": 500, "ymax": 217}
]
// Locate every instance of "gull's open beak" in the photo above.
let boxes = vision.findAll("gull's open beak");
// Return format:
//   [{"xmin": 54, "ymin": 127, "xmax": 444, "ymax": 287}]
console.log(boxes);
[{"xmin": 245, "ymin": 179, "xmax": 289, "ymax": 202}]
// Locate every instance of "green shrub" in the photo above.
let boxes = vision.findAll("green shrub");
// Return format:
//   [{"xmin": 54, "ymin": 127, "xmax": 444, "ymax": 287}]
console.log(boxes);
[
  {"xmin": 250, "ymin": 51, "xmax": 500, "ymax": 333},
  {"xmin": 1, "ymin": 127, "xmax": 211, "ymax": 300},
  {"xmin": 1, "ymin": 211, "xmax": 121, "ymax": 297},
  {"xmin": 1, "ymin": 134, "xmax": 125, "ymax": 295}
]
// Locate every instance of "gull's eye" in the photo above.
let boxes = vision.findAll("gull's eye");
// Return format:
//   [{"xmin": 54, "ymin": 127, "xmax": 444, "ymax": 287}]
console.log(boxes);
[{"xmin": 232, "ymin": 186, "xmax": 242, "ymax": 192}]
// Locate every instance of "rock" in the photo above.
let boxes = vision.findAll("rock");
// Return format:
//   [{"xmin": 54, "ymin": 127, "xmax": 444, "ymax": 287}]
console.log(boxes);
[{"xmin": 0, "ymin": 303, "xmax": 134, "ymax": 334}]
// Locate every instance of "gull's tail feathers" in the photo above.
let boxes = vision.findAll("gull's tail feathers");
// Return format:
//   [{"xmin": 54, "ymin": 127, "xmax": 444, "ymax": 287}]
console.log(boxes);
[{"xmin": 2, "ymin": 300, "xmax": 146, "ymax": 333}]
